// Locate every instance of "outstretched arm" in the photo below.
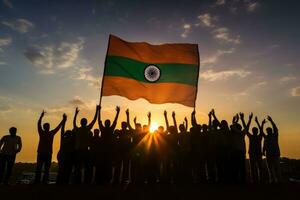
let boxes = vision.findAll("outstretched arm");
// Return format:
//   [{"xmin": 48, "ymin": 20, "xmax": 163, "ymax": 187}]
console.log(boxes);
[
  {"xmin": 184, "ymin": 117, "xmax": 188, "ymax": 132},
  {"xmin": 126, "ymin": 109, "xmax": 134, "ymax": 131},
  {"xmin": 211, "ymin": 109, "xmax": 220, "ymax": 126},
  {"xmin": 255, "ymin": 117, "xmax": 266, "ymax": 137},
  {"xmin": 51, "ymin": 113, "xmax": 67, "ymax": 135},
  {"xmin": 208, "ymin": 111, "xmax": 212, "ymax": 131},
  {"xmin": 172, "ymin": 111, "xmax": 178, "ymax": 133},
  {"xmin": 73, "ymin": 107, "xmax": 79, "ymax": 130},
  {"xmin": 60, "ymin": 114, "xmax": 67, "ymax": 146},
  {"xmin": 147, "ymin": 112, "xmax": 151, "ymax": 128},
  {"xmin": 191, "ymin": 110, "xmax": 198, "ymax": 127},
  {"xmin": 111, "ymin": 106, "xmax": 120, "ymax": 130},
  {"xmin": 87, "ymin": 105, "xmax": 100, "ymax": 129},
  {"xmin": 267, "ymin": 116, "xmax": 278, "ymax": 136},
  {"xmin": 164, "ymin": 111, "xmax": 169, "ymax": 131},
  {"xmin": 38, "ymin": 110, "xmax": 45, "ymax": 134}
]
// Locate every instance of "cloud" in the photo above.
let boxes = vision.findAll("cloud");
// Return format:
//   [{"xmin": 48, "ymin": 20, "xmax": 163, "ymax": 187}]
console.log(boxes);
[
  {"xmin": 181, "ymin": 23, "xmax": 192, "ymax": 38},
  {"xmin": 0, "ymin": 36, "xmax": 12, "ymax": 47},
  {"xmin": 196, "ymin": 13, "xmax": 218, "ymax": 28},
  {"xmin": 279, "ymin": 76, "xmax": 296, "ymax": 83},
  {"xmin": 69, "ymin": 96, "xmax": 85, "ymax": 106},
  {"xmin": 246, "ymin": 2, "xmax": 260, "ymax": 12},
  {"xmin": 201, "ymin": 48, "xmax": 235, "ymax": 67},
  {"xmin": 212, "ymin": 27, "xmax": 241, "ymax": 44},
  {"xmin": 24, "ymin": 37, "xmax": 85, "ymax": 74},
  {"xmin": 3, "ymin": 0, "xmax": 13, "ymax": 8},
  {"xmin": 291, "ymin": 86, "xmax": 300, "ymax": 97},
  {"xmin": 74, "ymin": 66, "xmax": 99, "ymax": 87},
  {"xmin": 200, "ymin": 69, "xmax": 251, "ymax": 81},
  {"xmin": 0, "ymin": 61, "xmax": 7, "ymax": 65},
  {"xmin": 2, "ymin": 18, "xmax": 34, "ymax": 33},
  {"xmin": 215, "ymin": 0, "xmax": 226, "ymax": 6}
]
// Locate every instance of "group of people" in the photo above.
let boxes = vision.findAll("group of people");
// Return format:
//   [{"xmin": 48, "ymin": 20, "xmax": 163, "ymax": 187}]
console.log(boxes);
[{"xmin": 0, "ymin": 105, "xmax": 281, "ymax": 185}]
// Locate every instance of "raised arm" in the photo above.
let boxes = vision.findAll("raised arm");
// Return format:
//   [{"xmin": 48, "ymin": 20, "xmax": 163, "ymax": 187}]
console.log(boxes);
[
  {"xmin": 164, "ymin": 110, "xmax": 169, "ymax": 130},
  {"xmin": 126, "ymin": 109, "xmax": 134, "ymax": 131},
  {"xmin": 172, "ymin": 111, "xmax": 178, "ymax": 133},
  {"xmin": 184, "ymin": 117, "xmax": 188, "ymax": 131},
  {"xmin": 98, "ymin": 106, "xmax": 104, "ymax": 130},
  {"xmin": 147, "ymin": 112, "xmax": 151, "ymax": 128},
  {"xmin": 211, "ymin": 109, "xmax": 220, "ymax": 126},
  {"xmin": 267, "ymin": 116, "xmax": 278, "ymax": 136},
  {"xmin": 239, "ymin": 112, "xmax": 253, "ymax": 131},
  {"xmin": 255, "ymin": 117, "xmax": 266, "ymax": 137},
  {"xmin": 60, "ymin": 114, "xmax": 67, "ymax": 146},
  {"xmin": 73, "ymin": 107, "xmax": 79, "ymax": 130},
  {"xmin": 87, "ymin": 105, "xmax": 100, "ymax": 129},
  {"xmin": 191, "ymin": 110, "xmax": 197, "ymax": 127},
  {"xmin": 208, "ymin": 111, "xmax": 212, "ymax": 131},
  {"xmin": 111, "ymin": 106, "xmax": 120, "ymax": 130},
  {"xmin": 38, "ymin": 110, "xmax": 45, "ymax": 134},
  {"xmin": 51, "ymin": 113, "xmax": 67, "ymax": 135}
]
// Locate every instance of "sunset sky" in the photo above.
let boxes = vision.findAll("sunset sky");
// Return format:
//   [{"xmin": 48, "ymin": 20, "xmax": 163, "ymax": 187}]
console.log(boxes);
[{"xmin": 0, "ymin": 0, "xmax": 300, "ymax": 162}]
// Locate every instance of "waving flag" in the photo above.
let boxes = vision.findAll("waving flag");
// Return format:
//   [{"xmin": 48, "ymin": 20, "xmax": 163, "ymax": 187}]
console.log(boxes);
[{"xmin": 101, "ymin": 35, "xmax": 200, "ymax": 107}]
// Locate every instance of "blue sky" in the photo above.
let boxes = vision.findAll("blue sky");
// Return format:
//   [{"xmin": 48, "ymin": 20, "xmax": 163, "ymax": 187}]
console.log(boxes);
[{"xmin": 0, "ymin": 0, "xmax": 300, "ymax": 161}]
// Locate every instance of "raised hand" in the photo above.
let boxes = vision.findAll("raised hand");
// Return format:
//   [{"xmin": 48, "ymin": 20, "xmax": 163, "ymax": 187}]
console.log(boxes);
[
  {"xmin": 267, "ymin": 115, "xmax": 272, "ymax": 122},
  {"xmin": 172, "ymin": 111, "xmax": 175, "ymax": 118},
  {"xmin": 262, "ymin": 119, "xmax": 266, "ymax": 124},
  {"xmin": 126, "ymin": 109, "xmax": 129, "ymax": 116},
  {"xmin": 41, "ymin": 110, "xmax": 46, "ymax": 117},
  {"xmin": 133, "ymin": 116, "xmax": 137, "ymax": 124},
  {"xmin": 75, "ymin": 107, "xmax": 80, "ymax": 114},
  {"xmin": 164, "ymin": 110, "xmax": 167, "ymax": 116},
  {"xmin": 184, "ymin": 117, "xmax": 187, "ymax": 122},
  {"xmin": 255, "ymin": 116, "xmax": 259, "ymax": 123},
  {"xmin": 116, "ymin": 106, "xmax": 120, "ymax": 113},
  {"xmin": 63, "ymin": 113, "xmax": 67, "ymax": 120},
  {"xmin": 249, "ymin": 112, "xmax": 253, "ymax": 119},
  {"xmin": 239, "ymin": 112, "xmax": 244, "ymax": 119}
]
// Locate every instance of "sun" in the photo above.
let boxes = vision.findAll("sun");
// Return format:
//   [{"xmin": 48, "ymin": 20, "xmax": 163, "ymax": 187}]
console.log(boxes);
[{"xmin": 150, "ymin": 122, "xmax": 159, "ymax": 133}]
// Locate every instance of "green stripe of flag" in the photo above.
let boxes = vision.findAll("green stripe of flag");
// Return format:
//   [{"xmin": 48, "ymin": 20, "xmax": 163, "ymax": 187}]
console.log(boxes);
[{"xmin": 105, "ymin": 56, "xmax": 198, "ymax": 86}]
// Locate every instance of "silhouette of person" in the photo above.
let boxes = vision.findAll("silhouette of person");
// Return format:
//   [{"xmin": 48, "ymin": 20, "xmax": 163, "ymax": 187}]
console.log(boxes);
[
  {"xmin": 98, "ymin": 106, "xmax": 120, "ymax": 184},
  {"xmin": 129, "ymin": 113, "xmax": 146, "ymax": 184},
  {"xmin": 90, "ymin": 129, "xmax": 102, "ymax": 184},
  {"xmin": 263, "ymin": 116, "xmax": 281, "ymax": 183},
  {"xmin": 177, "ymin": 116, "xmax": 191, "ymax": 183},
  {"xmin": 56, "ymin": 117, "xmax": 75, "ymax": 185},
  {"xmin": 245, "ymin": 117, "xmax": 265, "ymax": 183},
  {"xmin": 164, "ymin": 111, "xmax": 179, "ymax": 183},
  {"xmin": 111, "ymin": 129, "xmax": 121, "ymax": 184},
  {"xmin": 230, "ymin": 112, "xmax": 252, "ymax": 184},
  {"xmin": 190, "ymin": 110, "xmax": 207, "ymax": 183},
  {"xmin": 156, "ymin": 124, "xmax": 168, "ymax": 183},
  {"xmin": 207, "ymin": 110, "xmax": 218, "ymax": 183},
  {"xmin": 35, "ymin": 111, "xmax": 66, "ymax": 184},
  {"xmin": 73, "ymin": 105, "xmax": 99, "ymax": 184},
  {"xmin": 0, "ymin": 127, "xmax": 22, "ymax": 185}
]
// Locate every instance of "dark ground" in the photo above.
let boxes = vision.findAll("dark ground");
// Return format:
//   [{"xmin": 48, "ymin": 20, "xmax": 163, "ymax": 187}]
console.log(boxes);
[{"xmin": 0, "ymin": 184, "xmax": 300, "ymax": 200}]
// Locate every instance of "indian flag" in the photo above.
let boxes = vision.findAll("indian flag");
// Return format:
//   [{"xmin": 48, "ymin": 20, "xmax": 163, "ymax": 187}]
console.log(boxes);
[{"xmin": 101, "ymin": 35, "xmax": 200, "ymax": 107}]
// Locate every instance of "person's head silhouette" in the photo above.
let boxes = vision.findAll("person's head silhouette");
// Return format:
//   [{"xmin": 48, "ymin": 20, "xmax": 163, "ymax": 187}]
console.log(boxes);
[
  {"xmin": 121, "ymin": 121, "xmax": 127, "ymax": 130},
  {"xmin": 105, "ymin": 119, "xmax": 111, "ymax": 128},
  {"xmin": 94, "ymin": 129, "xmax": 100, "ymax": 137},
  {"xmin": 143, "ymin": 125, "xmax": 149, "ymax": 133},
  {"xmin": 252, "ymin": 127, "xmax": 258, "ymax": 136},
  {"xmin": 169, "ymin": 126, "xmax": 176, "ymax": 134},
  {"xmin": 179, "ymin": 124, "xmax": 185, "ymax": 133},
  {"xmin": 266, "ymin": 127, "xmax": 272, "ymax": 135},
  {"xmin": 9, "ymin": 127, "xmax": 17, "ymax": 137},
  {"xmin": 212, "ymin": 119, "xmax": 219, "ymax": 129},
  {"xmin": 220, "ymin": 120, "xmax": 228, "ymax": 129},
  {"xmin": 135, "ymin": 123, "xmax": 142, "ymax": 133},
  {"xmin": 158, "ymin": 126, "xmax": 164, "ymax": 134},
  {"xmin": 80, "ymin": 118, "xmax": 88, "ymax": 127},
  {"xmin": 43, "ymin": 123, "xmax": 50, "ymax": 132},
  {"xmin": 64, "ymin": 130, "xmax": 73, "ymax": 138}
]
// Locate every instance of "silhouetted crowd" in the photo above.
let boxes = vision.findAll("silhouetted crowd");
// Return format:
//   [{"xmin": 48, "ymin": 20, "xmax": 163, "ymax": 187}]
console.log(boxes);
[{"xmin": 0, "ymin": 106, "xmax": 282, "ymax": 185}]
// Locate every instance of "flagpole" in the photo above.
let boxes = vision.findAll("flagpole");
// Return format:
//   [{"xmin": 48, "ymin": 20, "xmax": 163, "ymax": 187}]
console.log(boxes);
[
  {"xmin": 99, "ymin": 34, "xmax": 112, "ymax": 107},
  {"xmin": 194, "ymin": 44, "xmax": 200, "ymax": 110}
]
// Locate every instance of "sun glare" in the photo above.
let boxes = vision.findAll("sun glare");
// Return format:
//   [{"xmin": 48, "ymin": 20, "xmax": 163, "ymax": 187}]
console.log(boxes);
[{"xmin": 150, "ymin": 122, "xmax": 159, "ymax": 133}]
